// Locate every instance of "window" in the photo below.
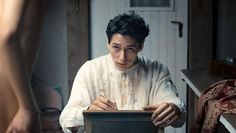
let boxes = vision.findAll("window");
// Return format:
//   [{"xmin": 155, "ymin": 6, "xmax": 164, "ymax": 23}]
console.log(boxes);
[{"xmin": 128, "ymin": 0, "xmax": 174, "ymax": 11}]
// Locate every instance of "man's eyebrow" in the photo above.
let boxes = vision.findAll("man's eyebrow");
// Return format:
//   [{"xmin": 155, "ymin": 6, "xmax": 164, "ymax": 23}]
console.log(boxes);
[
  {"xmin": 111, "ymin": 43, "xmax": 138, "ymax": 47},
  {"xmin": 127, "ymin": 44, "xmax": 138, "ymax": 47},
  {"xmin": 112, "ymin": 43, "xmax": 120, "ymax": 46}
]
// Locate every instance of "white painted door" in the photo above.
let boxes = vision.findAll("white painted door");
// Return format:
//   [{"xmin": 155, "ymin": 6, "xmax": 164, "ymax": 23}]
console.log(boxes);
[{"xmin": 90, "ymin": 0, "xmax": 187, "ymax": 133}]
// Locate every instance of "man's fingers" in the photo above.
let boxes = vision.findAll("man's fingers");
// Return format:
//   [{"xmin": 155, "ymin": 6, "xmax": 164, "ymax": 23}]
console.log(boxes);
[
  {"xmin": 153, "ymin": 110, "xmax": 175, "ymax": 126},
  {"xmin": 151, "ymin": 103, "xmax": 170, "ymax": 120},
  {"xmin": 89, "ymin": 104, "xmax": 103, "ymax": 110},
  {"xmin": 93, "ymin": 99, "xmax": 113, "ymax": 110},
  {"xmin": 152, "ymin": 104, "xmax": 173, "ymax": 122},
  {"xmin": 151, "ymin": 103, "xmax": 180, "ymax": 127},
  {"xmin": 158, "ymin": 115, "xmax": 178, "ymax": 127},
  {"xmin": 89, "ymin": 96, "xmax": 117, "ymax": 110},
  {"xmin": 99, "ymin": 96, "xmax": 117, "ymax": 109},
  {"xmin": 98, "ymin": 96, "xmax": 116, "ymax": 107}
]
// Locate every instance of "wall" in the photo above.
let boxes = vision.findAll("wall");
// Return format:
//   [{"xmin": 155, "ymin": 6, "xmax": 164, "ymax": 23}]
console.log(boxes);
[
  {"xmin": 188, "ymin": 0, "xmax": 213, "ymax": 71},
  {"xmin": 67, "ymin": 0, "xmax": 90, "ymax": 93},
  {"xmin": 34, "ymin": 0, "xmax": 68, "ymax": 106},
  {"xmin": 216, "ymin": 0, "xmax": 236, "ymax": 60},
  {"xmin": 188, "ymin": 0, "xmax": 213, "ymax": 132}
]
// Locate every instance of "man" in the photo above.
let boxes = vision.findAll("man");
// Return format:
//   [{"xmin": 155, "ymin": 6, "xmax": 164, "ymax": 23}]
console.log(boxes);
[
  {"xmin": 0, "ymin": 0, "xmax": 45, "ymax": 132},
  {"xmin": 60, "ymin": 12, "xmax": 186, "ymax": 133}
]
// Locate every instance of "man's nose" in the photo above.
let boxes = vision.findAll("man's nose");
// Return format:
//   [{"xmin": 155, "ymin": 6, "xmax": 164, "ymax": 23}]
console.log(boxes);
[{"xmin": 119, "ymin": 50, "xmax": 127, "ymax": 62}]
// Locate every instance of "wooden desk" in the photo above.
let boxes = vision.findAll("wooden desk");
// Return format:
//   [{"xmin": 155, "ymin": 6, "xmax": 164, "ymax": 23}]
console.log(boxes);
[
  {"xmin": 83, "ymin": 110, "xmax": 164, "ymax": 133},
  {"xmin": 180, "ymin": 70, "xmax": 236, "ymax": 133}
]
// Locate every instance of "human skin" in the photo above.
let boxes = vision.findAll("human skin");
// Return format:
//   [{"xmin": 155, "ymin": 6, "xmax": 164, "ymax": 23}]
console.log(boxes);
[
  {"xmin": 0, "ymin": 0, "xmax": 45, "ymax": 132},
  {"xmin": 143, "ymin": 102, "xmax": 180, "ymax": 127},
  {"xmin": 107, "ymin": 33, "xmax": 143, "ymax": 71},
  {"xmin": 89, "ymin": 33, "xmax": 180, "ymax": 127},
  {"xmin": 88, "ymin": 33, "xmax": 143, "ymax": 111}
]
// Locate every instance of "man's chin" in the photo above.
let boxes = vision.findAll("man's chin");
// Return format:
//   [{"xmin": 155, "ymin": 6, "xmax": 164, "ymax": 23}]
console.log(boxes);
[{"xmin": 115, "ymin": 65, "xmax": 130, "ymax": 71}]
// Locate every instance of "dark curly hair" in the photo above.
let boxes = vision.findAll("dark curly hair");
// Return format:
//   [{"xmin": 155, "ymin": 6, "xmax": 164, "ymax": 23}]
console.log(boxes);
[{"xmin": 106, "ymin": 12, "xmax": 150, "ymax": 46}]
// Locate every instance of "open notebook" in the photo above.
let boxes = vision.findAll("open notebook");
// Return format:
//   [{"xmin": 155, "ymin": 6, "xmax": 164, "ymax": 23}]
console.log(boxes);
[{"xmin": 83, "ymin": 110, "xmax": 164, "ymax": 133}]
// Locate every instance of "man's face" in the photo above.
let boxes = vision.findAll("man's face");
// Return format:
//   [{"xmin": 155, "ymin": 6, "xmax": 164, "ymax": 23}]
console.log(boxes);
[{"xmin": 107, "ymin": 33, "xmax": 143, "ymax": 70}]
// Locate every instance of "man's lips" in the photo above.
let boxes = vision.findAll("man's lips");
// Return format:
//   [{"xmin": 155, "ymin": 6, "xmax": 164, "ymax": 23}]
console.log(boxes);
[{"xmin": 117, "ymin": 63, "xmax": 128, "ymax": 66}]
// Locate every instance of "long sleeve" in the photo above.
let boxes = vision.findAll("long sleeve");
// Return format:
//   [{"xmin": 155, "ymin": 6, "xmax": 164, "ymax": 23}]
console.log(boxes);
[
  {"xmin": 149, "ymin": 62, "xmax": 186, "ymax": 127},
  {"xmin": 59, "ymin": 62, "xmax": 92, "ymax": 132},
  {"xmin": 59, "ymin": 55, "xmax": 186, "ymax": 132}
]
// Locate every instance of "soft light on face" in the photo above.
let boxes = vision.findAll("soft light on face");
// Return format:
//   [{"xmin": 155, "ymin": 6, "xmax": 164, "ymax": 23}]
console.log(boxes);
[{"xmin": 107, "ymin": 33, "xmax": 143, "ymax": 70}]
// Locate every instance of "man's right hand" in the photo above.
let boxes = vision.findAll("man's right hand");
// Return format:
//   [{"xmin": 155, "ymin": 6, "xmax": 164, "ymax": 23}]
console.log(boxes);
[{"xmin": 88, "ymin": 96, "xmax": 117, "ymax": 110}]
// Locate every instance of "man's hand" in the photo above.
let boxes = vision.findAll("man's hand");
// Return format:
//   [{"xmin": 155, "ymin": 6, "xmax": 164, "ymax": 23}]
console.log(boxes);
[
  {"xmin": 88, "ymin": 96, "xmax": 117, "ymax": 110},
  {"xmin": 6, "ymin": 107, "xmax": 42, "ymax": 133},
  {"xmin": 143, "ymin": 102, "xmax": 180, "ymax": 127}
]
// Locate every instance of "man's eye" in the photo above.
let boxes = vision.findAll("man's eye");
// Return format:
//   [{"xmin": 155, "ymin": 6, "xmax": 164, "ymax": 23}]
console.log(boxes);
[
  {"xmin": 127, "ymin": 47, "xmax": 136, "ymax": 52},
  {"xmin": 112, "ymin": 46, "xmax": 120, "ymax": 51}
]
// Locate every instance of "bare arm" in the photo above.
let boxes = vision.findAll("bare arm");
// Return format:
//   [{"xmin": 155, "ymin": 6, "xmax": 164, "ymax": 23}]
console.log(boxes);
[
  {"xmin": 0, "ymin": 0, "xmax": 41, "ymax": 132},
  {"xmin": 0, "ymin": 0, "xmax": 37, "ymax": 114}
]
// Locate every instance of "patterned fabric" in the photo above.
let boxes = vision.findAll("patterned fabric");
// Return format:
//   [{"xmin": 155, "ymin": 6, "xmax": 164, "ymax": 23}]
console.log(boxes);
[{"xmin": 191, "ymin": 79, "xmax": 236, "ymax": 133}]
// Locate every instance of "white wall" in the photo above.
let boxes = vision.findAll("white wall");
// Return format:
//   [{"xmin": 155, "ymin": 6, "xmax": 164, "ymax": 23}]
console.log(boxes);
[{"xmin": 34, "ymin": 0, "xmax": 68, "ymax": 106}]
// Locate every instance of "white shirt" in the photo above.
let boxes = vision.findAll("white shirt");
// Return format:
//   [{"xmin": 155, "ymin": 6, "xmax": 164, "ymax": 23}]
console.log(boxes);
[{"xmin": 60, "ymin": 54, "xmax": 186, "ymax": 133}]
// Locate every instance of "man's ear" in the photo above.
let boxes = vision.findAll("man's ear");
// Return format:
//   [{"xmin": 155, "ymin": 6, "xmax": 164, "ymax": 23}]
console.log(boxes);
[
  {"xmin": 107, "ymin": 43, "xmax": 110, "ymax": 49},
  {"xmin": 106, "ymin": 38, "xmax": 110, "ymax": 49},
  {"xmin": 138, "ymin": 43, "xmax": 144, "ymax": 52}
]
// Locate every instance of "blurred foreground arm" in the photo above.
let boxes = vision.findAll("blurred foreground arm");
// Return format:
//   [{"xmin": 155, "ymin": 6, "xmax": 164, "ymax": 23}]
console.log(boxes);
[{"xmin": 0, "ymin": 0, "xmax": 41, "ymax": 132}]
